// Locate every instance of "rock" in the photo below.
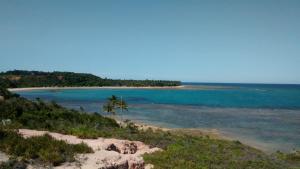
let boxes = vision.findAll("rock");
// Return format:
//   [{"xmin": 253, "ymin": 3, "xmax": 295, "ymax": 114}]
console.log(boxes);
[
  {"xmin": 99, "ymin": 161, "xmax": 128, "ymax": 169},
  {"xmin": 0, "ymin": 95, "xmax": 4, "ymax": 102},
  {"xmin": 145, "ymin": 164, "xmax": 154, "ymax": 169},
  {"xmin": 0, "ymin": 151, "xmax": 9, "ymax": 163},
  {"xmin": 128, "ymin": 159, "xmax": 144, "ymax": 169},
  {"xmin": 106, "ymin": 144, "xmax": 121, "ymax": 153},
  {"xmin": 122, "ymin": 142, "xmax": 138, "ymax": 154},
  {"xmin": 106, "ymin": 142, "xmax": 138, "ymax": 155}
]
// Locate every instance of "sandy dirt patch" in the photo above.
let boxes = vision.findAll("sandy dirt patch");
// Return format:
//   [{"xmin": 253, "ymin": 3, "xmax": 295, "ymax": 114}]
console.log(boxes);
[{"xmin": 19, "ymin": 129, "xmax": 161, "ymax": 169}]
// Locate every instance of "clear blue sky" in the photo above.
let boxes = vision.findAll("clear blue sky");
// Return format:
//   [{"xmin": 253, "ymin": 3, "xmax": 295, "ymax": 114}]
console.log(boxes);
[{"xmin": 1, "ymin": 0, "xmax": 300, "ymax": 84}]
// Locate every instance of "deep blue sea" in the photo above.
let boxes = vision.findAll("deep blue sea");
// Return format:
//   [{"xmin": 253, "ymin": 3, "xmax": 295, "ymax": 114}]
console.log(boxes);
[{"xmin": 15, "ymin": 83, "xmax": 300, "ymax": 152}]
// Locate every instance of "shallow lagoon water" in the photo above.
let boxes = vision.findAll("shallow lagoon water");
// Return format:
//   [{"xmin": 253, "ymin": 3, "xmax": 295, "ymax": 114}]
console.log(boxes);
[{"xmin": 16, "ymin": 83, "xmax": 300, "ymax": 152}]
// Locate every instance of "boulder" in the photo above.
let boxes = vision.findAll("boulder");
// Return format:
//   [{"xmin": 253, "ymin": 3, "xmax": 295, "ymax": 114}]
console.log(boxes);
[
  {"xmin": 128, "ymin": 158, "xmax": 145, "ymax": 169},
  {"xmin": 122, "ymin": 142, "xmax": 138, "ymax": 154},
  {"xmin": 106, "ymin": 142, "xmax": 138, "ymax": 155},
  {"xmin": 100, "ymin": 161, "xmax": 128, "ymax": 169},
  {"xmin": 106, "ymin": 144, "xmax": 121, "ymax": 153}
]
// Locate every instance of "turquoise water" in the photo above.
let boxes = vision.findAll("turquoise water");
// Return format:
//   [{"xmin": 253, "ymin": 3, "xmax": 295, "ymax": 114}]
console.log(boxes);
[{"xmin": 15, "ymin": 83, "xmax": 300, "ymax": 152}]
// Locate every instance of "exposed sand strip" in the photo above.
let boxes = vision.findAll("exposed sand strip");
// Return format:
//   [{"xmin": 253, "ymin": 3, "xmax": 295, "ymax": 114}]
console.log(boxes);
[{"xmin": 8, "ymin": 86, "xmax": 184, "ymax": 92}]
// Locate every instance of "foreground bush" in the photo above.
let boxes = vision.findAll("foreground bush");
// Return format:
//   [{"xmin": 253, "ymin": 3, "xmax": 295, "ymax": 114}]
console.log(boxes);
[
  {"xmin": 0, "ymin": 130, "xmax": 93, "ymax": 166},
  {"xmin": 143, "ymin": 136, "xmax": 292, "ymax": 169},
  {"xmin": 0, "ymin": 158, "xmax": 27, "ymax": 169}
]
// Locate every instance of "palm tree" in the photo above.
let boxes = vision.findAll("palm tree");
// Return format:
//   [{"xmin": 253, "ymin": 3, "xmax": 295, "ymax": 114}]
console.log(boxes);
[
  {"xmin": 103, "ymin": 102, "xmax": 115, "ymax": 116},
  {"xmin": 117, "ymin": 96, "xmax": 128, "ymax": 112},
  {"xmin": 117, "ymin": 96, "xmax": 128, "ymax": 121},
  {"xmin": 103, "ymin": 95, "xmax": 118, "ymax": 116},
  {"xmin": 109, "ymin": 95, "xmax": 118, "ymax": 107},
  {"xmin": 102, "ymin": 95, "xmax": 128, "ymax": 117}
]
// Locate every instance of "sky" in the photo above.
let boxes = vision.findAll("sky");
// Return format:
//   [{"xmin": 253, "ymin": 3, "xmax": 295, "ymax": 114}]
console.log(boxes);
[{"xmin": 0, "ymin": 0, "xmax": 300, "ymax": 84}]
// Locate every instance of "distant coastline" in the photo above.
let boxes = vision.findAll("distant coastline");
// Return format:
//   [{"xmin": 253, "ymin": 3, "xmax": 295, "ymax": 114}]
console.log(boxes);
[
  {"xmin": 1, "ymin": 70, "xmax": 181, "ymax": 89},
  {"xmin": 8, "ymin": 85, "xmax": 185, "ymax": 92}
]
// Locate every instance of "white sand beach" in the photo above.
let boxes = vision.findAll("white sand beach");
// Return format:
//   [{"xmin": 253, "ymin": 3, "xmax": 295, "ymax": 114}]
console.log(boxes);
[{"xmin": 8, "ymin": 86, "xmax": 185, "ymax": 92}]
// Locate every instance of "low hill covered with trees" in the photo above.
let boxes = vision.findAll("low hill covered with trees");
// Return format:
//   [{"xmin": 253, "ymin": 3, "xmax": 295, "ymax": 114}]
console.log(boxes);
[{"xmin": 0, "ymin": 70, "xmax": 181, "ymax": 88}]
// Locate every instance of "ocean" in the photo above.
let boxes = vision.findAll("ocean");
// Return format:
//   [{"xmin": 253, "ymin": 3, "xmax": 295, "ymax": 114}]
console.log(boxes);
[{"xmin": 15, "ymin": 83, "xmax": 300, "ymax": 152}]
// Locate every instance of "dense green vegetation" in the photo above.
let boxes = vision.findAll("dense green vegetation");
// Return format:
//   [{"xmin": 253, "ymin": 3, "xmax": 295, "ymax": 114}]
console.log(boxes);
[
  {"xmin": 0, "ymin": 87, "xmax": 299, "ymax": 168},
  {"xmin": 0, "ymin": 70, "xmax": 181, "ymax": 88},
  {"xmin": 0, "ymin": 130, "xmax": 92, "ymax": 166},
  {"xmin": 144, "ymin": 137, "xmax": 300, "ymax": 169},
  {"xmin": 0, "ymin": 96, "xmax": 120, "ymax": 139}
]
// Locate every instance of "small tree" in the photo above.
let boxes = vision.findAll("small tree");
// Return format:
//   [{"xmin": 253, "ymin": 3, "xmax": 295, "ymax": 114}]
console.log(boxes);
[
  {"xmin": 102, "ymin": 95, "xmax": 128, "ymax": 117},
  {"xmin": 117, "ymin": 96, "xmax": 128, "ymax": 112},
  {"xmin": 109, "ymin": 95, "xmax": 118, "ymax": 107},
  {"xmin": 103, "ymin": 102, "xmax": 115, "ymax": 116}
]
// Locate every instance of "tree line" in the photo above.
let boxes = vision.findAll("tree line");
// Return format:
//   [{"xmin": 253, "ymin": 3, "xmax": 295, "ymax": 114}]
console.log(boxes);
[{"xmin": 0, "ymin": 70, "xmax": 181, "ymax": 88}]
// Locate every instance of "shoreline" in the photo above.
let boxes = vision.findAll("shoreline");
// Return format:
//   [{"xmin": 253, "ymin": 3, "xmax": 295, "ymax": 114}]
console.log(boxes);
[
  {"xmin": 110, "ymin": 117, "xmax": 227, "ymax": 141},
  {"xmin": 8, "ymin": 85, "xmax": 185, "ymax": 92},
  {"xmin": 7, "ymin": 85, "xmax": 237, "ymax": 92},
  {"xmin": 116, "ymin": 119, "xmax": 228, "ymax": 140},
  {"xmin": 115, "ymin": 119, "xmax": 282, "ymax": 153}
]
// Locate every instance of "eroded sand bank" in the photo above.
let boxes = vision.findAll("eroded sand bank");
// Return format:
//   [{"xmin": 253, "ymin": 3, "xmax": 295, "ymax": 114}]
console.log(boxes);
[{"xmin": 18, "ymin": 129, "xmax": 161, "ymax": 169}]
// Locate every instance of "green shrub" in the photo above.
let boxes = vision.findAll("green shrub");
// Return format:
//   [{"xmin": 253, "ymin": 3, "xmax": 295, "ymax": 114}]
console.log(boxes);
[
  {"xmin": 0, "ymin": 158, "xmax": 27, "ymax": 169},
  {"xmin": 274, "ymin": 150, "xmax": 300, "ymax": 168},
  {"xmin": 286, "ymin": 151, "xmax": 300, "ymax": 162},
  {"xmin": 144, "ymin": 136, "xmax": 288, "ymax": 169},
  {"xmin": 70, "ymin": 126, "xmax": 101, "ymax": 139},
  {"xmin": 0, "ymin": 130, "xmax": 93, "ymax": 166}
]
